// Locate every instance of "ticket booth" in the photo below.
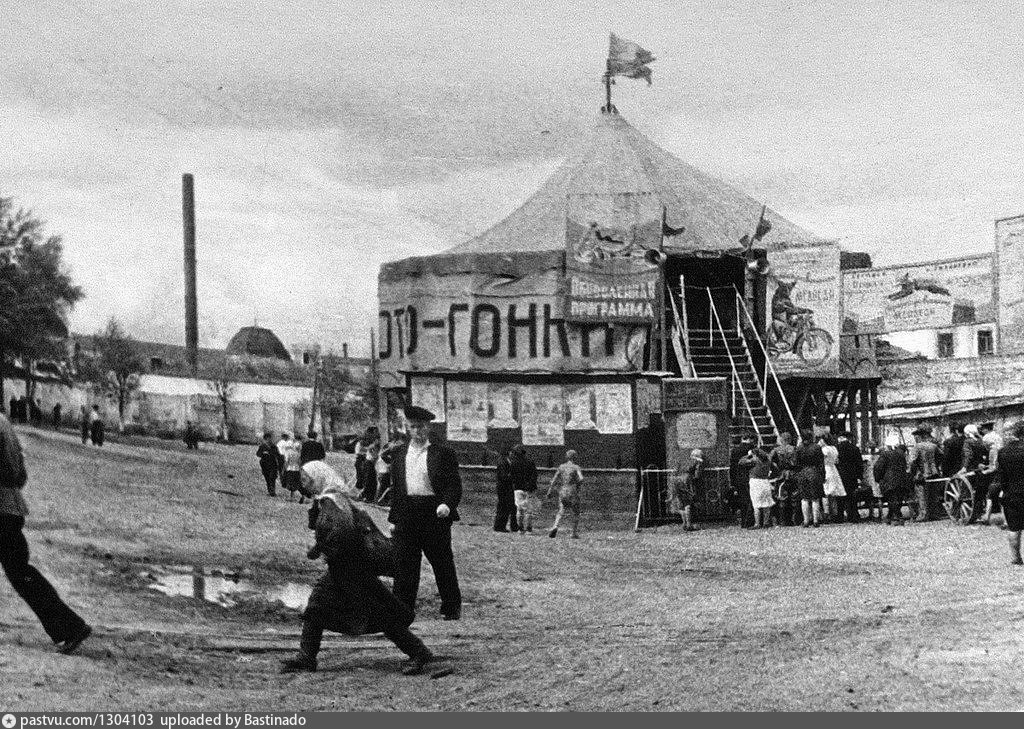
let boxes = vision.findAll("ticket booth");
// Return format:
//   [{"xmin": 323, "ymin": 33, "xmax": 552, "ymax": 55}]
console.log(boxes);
[{"xmin": 662, "ymin": 377, "xmax": 733, "ymax": 521}]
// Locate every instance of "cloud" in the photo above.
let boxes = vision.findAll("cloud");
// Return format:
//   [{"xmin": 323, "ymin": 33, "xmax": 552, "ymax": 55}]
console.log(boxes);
[{"xmin": 5, "ymin": 0, "xmax": 1024, "ymax": 356}]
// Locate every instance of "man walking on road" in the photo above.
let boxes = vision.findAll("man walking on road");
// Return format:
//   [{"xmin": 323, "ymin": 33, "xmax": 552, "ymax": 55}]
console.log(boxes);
[
  {"xmin": 0, "ymin": 410, "xmax": 92, "ymax": 654},
  {"xmin": 384, "ymin": 406, "xmax": 463, "ymax": 620}
]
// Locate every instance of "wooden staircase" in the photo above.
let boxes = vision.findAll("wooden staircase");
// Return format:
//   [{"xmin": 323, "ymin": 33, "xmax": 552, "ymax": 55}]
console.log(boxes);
[{"xmin": 687, "ymin": 327, "xmax": 780, "ymax": 448}]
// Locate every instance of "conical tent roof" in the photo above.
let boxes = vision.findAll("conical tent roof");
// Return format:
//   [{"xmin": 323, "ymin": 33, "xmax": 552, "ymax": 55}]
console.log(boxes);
[
  {"xmin": 447, "ymin": 112, "xmax": 822, "ymax": 255},
  {"xmin": 225, "ymin": 326, "xmax": 292, "ymax": 361}
]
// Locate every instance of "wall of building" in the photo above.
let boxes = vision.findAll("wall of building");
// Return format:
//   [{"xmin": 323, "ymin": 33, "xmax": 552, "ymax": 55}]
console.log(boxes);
[
  {"xmin": 459, "ymin": 465, "xmax": 639, "ymax": 529},
  {"xmin": 3, "ymin": 373, "xmax": 312, "ymax": 443},
  {"xmin": 879, "ymin": 353, "xmax": 1024, "ymax": 406},
  {"xmin": 883, "ymin": 322, "xmax": 996, "ymax": 359},
  {"xmin": 403, "ymin": 373, "xmax": 644, "ymax": 469}
]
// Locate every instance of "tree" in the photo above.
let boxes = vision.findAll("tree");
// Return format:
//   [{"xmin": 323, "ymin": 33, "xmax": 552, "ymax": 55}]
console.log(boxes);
[
  {"xmin": 319, "ymin": 353, "xmax": 378, "ymax": 440},
  {"xmin": 0, "ymin": 195, "xmax": 84, "ymax": 403},
  {"xmin": 85, "ymin": 318, "xmax": 145, "ymax": 430},
  {"xmin": 209, "ymin": 358, "xmax": 242, "ymax": 442}
]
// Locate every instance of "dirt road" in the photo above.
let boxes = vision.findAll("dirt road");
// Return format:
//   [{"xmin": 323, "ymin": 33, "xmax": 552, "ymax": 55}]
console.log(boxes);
[{"xmin": 2, "ymin": 426, "xmax": 1023, "ymax": 711}]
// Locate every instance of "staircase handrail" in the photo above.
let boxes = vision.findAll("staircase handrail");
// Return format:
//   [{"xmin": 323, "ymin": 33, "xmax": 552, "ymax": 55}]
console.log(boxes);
[
  {"xmin": 706, "ymin": 288, "xmax": 761, "ymax": 442},
  {"xmin": 734, "ymin": 289, "xmax": 800, "ymax": 437},
  {"xmin": 667, "ymin": 285, "xmax": 697, "ymax": 378}
]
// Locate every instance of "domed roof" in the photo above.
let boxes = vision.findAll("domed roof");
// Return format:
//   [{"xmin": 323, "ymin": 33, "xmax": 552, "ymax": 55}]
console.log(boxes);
[
  {"xmin": 225, "ymin": 326, "xmax": 292, "ymax": 361},
  {"xmin": 447, "ymin": 112, "xmax": 823, "ymax": 255}
]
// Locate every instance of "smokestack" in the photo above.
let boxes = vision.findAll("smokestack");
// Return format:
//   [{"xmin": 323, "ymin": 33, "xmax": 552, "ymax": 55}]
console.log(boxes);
[
  {"xmin": 182, "ymin": 173, "xmax": 198, "ymax": 377},
  {"xmin": 342, "ymin": 342, "xmax": 348, "ymax": 360}
]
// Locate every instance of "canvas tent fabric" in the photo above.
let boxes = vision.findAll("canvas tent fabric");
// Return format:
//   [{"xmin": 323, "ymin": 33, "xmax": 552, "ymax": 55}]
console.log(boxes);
[{"xmin": 445, "ymin": 112, "xmax": 822, "ymax": 256}]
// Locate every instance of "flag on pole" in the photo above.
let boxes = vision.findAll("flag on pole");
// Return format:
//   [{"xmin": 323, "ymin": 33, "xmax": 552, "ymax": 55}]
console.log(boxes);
[
  {"xmin": 608, "ymin": 33, "xmax": 655, "ymax": 85},
  {"xmin": 740, "ymin": 206, "xmax": 773, "ymax": 250},
  {"xmin": 753, "ymin": 205, "xmax": 772, "ymax": 241}
]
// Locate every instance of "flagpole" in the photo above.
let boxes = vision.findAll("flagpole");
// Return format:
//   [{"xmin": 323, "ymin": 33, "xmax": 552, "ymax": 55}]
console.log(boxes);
[{"xmin": 604, "ymin": 58, "xmax": 613, "ymax": 114}]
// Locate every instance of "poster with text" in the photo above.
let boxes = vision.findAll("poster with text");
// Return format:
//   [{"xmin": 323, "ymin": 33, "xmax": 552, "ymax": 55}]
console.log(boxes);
[
  {"xmin": 487, "ymin": 384, "xmax": 519, "ymax": 429},
  {"xmin": 410, "ymin": 376, "xmax": 446, "ymax": 423},
  {"xmin": 564, "ymin": 385, "xmax": 597, "ymax": 430},
  {"xmin": 445, "ymin": 381, "xmax": 488, "ymax": 442},
  {"xmin": 842, "ymin": 254, "xmax": 994, "ymax": 334},
  {"xmin": 519, "ymin": 384, "xmax": 565, "ymax": 446},
  {"xmin": 766, "ymin": 241, "xmax": 841, "ymax": 377},
  {"xmin": 998, "ymin": 215, "xmax": 1024, "ymax": 355},
  {"xmin": 594, "ymin": 383, "xmax": 633, "ymax": 434}
]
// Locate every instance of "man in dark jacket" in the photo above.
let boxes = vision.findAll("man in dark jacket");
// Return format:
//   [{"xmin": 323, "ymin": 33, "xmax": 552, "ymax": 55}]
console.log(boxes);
[
  {"xmin": 493, "ymin": 448, "xmax": 518, "ymax": 533},
  {"xmin": 256, "ymin": 432, "xmax": 280, "ymax": 496},
  {"xmin": 0, "ymin": 411, "xmax": 92, "ymax": 653},
  {"xmin": 299, "ymin": 431, "xmax": 327, "ymax": 465},
  {"xmin": 836, "ymin": 431, "xmax": 863, "ymax": 523},
  {"xmin": 941, "ymin": 422, "xmax": 966, "ymax": 477},
  {"xmin": 995, "ymin": 422, "xmax": 1024, "ymax": 565},
  {"xmin": 385, "ymin": 406, "xmax": 463, "ymax": 620}
]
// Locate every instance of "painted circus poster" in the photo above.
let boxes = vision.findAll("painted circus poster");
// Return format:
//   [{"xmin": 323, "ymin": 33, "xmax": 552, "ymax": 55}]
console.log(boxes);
[
  {"xmin": 410, "ymin": 376, "xmax": 446, "ymax": 423},
  {"xmin": 444, "ymin": 381, "xmax": 487, "ymax": 442},
  {"xmin": 766, "ymin": 241, "xmax": 841, "ymax": 377},
  {"xmin": 842, "ymin": 254, "xmax": 995, "ymax": 334},
  {"xmin": 519, "ymin": 384, "xmax": 565, "ymax": 446}
]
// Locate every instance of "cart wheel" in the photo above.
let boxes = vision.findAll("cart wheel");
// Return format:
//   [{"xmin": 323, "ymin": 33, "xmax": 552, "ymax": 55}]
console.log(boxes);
[{"xmin": 943, "ymin": 475, "xmax": 974, "ymax": 525}]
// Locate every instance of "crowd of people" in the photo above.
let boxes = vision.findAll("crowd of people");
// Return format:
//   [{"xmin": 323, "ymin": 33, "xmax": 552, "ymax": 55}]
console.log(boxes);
[
  {"xmin": 692, "ymin": 419, "xmax": 1023, "ymax": 561},
  {"xmin": 255, "ymin": 429, "xmax": 330, "ymax": 502}
]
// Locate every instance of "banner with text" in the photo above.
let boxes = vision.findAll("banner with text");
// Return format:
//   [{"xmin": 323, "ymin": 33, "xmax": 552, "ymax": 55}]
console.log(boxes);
[
  {"xmin": 378, "ymin": 269, "xmax": 649, "ymax": 382},
  {"xmin": 765, "ymin": 241, "xmax": 841, "ymax": 377},
  {"xmin": 562, "ymin": 192, "xmax": 661, "ymax": 323},
  {"xmin": 842, "ymin": 254, "xmax": 995, "ymax": 334}
]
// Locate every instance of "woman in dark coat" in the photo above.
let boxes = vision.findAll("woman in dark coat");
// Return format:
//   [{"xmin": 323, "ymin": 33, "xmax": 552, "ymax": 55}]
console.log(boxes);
[
  {"xmin": 793, "ymin": 429, "xmax": 825, "ymax": 527},
  {"xmin": 280, "ymin": 484, "xmax": 451, "ymax": 677},
  {"xmin": 874, "ymin": 435, "xmax": 910, "ymax": 525}
]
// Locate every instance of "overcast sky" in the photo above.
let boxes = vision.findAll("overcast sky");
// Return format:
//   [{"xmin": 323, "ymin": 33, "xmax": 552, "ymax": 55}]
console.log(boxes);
[{"xmin": 4, "ymin": 0, "xmax": 1024, "ymax": 356}]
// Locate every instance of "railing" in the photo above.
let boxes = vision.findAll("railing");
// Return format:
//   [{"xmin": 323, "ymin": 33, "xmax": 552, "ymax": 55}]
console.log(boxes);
[
  {"xmin": 706, "ymin": 287, "xmax": 761, "ymax": 441},
  {"xmin": 667, "ymin": 284, "xmax": 697, "ymax": 378},
  {"xmin": 733, "ymin": 288, "xmax": 800, "ymax": 437}
]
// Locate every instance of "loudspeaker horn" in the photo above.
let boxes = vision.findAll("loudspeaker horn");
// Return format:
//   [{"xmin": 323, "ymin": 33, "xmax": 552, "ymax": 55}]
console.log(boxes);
[{"xmin": 644, "ymin": 248, "xmax": 667, "ymax": 266}]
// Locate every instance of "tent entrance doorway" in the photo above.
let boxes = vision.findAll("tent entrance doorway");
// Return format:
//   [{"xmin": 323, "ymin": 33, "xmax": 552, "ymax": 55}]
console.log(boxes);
[{"xmin": 664, "ymin": 254, "xmax": 747, "ymax": 356}]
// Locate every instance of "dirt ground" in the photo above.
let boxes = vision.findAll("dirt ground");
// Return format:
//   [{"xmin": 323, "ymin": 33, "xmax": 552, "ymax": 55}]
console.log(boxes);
[{"xmin": 3, "ymin": 425, "xmax": 1024, "ymax": 711}]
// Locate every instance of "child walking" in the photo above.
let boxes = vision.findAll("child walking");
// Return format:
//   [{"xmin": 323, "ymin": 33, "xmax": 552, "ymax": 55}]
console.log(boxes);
[
  {"xmin": 547, "ymin": 450, "xmax": 584, "ymax": 538},
  {"xmin": 671, "ymin": 449, "xmax": 704, "ymax": 531}
]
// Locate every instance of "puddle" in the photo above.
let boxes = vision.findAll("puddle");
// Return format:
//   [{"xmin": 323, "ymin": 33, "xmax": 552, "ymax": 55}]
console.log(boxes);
[{"xmin": 142, "ymin": 565, "xmax": 310, "ymax": 610}]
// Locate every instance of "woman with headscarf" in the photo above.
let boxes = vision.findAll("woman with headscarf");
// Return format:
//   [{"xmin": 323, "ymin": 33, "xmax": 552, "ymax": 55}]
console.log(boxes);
[
  {"xmin": 793, "ymin": 430, "xmax": 825, "ymax": 528},
  {"xmin": 281, "ymin": 478, "xmax": 452, "ymax": 677}
]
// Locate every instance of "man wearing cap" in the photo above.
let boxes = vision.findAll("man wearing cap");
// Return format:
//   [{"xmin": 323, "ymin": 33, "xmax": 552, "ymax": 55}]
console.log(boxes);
[
  {"xmin": 384, "ymin": 405, "xmax": 463, "ymax": 621},
  {"xmin": 907, "ymin": 423, "xmax": 941, "ymax": 522}
]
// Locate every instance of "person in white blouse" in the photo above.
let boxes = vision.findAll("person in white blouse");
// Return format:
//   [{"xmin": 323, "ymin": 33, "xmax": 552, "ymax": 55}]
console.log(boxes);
[{"xmin": 382, "ymin": 406, "xmax": 463, "ymax": 621}]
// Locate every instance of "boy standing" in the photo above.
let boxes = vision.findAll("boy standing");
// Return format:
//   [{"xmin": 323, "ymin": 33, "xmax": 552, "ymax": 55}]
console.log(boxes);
[{"xmin": 547, "ymin": 450, "xmax": 583, "ymax": 539}]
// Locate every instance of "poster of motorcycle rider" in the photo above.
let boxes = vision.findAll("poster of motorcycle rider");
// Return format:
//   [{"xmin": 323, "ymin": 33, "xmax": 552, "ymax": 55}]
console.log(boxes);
[{"xmin": 764, "ymin": 240, "xmax": 841, "ymax": 376}]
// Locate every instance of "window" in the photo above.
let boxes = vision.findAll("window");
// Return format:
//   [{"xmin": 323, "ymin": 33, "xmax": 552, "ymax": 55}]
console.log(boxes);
[
  {"xmin": 978, "ymin": 329, "xmax": 994, "ymax": 356},
  {"xmin": 937, "ymin": 332, "xmax": 954, "ymax": 358}
]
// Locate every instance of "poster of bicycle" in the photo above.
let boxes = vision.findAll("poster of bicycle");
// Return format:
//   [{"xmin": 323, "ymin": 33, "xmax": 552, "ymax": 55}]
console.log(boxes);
[{"xmin": 765, "ymin": 240, "xmax": 841, "ymax": 376}]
